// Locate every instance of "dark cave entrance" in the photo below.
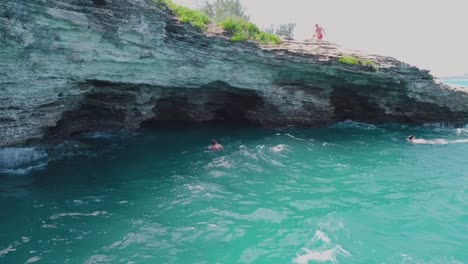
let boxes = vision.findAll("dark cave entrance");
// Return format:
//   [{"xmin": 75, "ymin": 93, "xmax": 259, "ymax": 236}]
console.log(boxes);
[
  {"xmin": 140, "ymin": 88, "xmax": 266, "ymax": 128},
  {"xmin": 46, "ymin": 80, "xmax": 269, "ymax": 139},
  {"xmin": 330, "ymin": 86, "xmax": 387, "ymax": 122}
]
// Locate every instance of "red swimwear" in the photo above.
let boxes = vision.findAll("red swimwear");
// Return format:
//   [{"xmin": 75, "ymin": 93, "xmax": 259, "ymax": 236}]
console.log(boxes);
[{"xmin": 317, "ymin": 33, "xmax": 323, "ymax": 40}]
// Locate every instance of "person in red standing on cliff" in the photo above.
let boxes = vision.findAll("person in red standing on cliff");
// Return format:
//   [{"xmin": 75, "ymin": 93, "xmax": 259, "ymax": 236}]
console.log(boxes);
[{"xmin": 314, "ymin": 24, "xmax": 326, "ymax": 40}]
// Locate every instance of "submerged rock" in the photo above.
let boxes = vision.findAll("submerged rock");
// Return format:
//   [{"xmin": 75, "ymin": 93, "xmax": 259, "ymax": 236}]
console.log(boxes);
[{"xmin": 1, "ymin": 0, "xmax": 467, "ymax": 146}]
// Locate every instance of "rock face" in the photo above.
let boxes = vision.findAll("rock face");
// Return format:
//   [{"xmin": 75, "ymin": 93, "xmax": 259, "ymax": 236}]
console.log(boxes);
[{"xmin": 1, "ymin": 0, "xmax": 467, "ymax": 146}]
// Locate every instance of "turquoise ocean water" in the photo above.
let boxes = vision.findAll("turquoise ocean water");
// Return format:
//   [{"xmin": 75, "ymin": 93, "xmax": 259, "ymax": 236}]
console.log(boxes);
[
  {"xmin": 0, "ymin": 122, "xmax": 467, "ymax": 263},
  {"xmin": 441, "ymin": 78, "xmax": 468, "ymax": 87}
]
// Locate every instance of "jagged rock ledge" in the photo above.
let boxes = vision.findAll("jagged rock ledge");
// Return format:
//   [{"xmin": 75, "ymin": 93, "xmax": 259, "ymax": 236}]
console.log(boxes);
[{"xmin": 1, "ymin": 0, "xmax": 467, "ymax": 147}]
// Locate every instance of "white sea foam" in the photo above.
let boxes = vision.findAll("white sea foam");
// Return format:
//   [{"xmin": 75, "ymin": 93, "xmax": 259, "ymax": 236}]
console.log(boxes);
[
  {"xmin": 0, "ymin": 163, "xmax": 47, "ymax": 175},
  {"xmin": 0, "ymin": 245, "xmax": 16, "ymax": 257},
  {"xmin": 256, "ymin": 145, "xmax": 265, "ymax": 150},
  {"xmin": 285, "ymin": 133, "xmax": 307, "ymax": 141},
  {"xmin": 294, "ymin": 224, "xmax": 351, "ymax": 264},
  {"xmin": 238, "ymin": 145, "xmax": 259, "ymax": 160},
  {"xmin": 185, "ymin": 184, "xmax": 206, "ymax": 193},
  {"xmin": 455, "ymin": 128, "xmax": 468, "ymax": 135},
  {"xmin": 293, "ymin": 248, "xmax": 334, "ymax": 263},
  {"xmin": 183, "ymin": 183, "xmax": 224, "ymax": 200},
  {"xmin": 209, "ymin": 170, "xmax": 226, "ymax": 178},
  {"xmin": 312, "ymin": 230, "xmax": 331, "ymax": 244},
  {"xmin": 318, "ymin": 218, "xmax": 346, "ymax": 233},
  {"xmin": 50, "ymin": 211, "xmax": 108, "ymax": 219},
  {"xmin": 85, "ymin": 254, "xmax": 113, "ymax": 264},
  {"xmin": 293, "ymin": 245, "xmax": 351, "ymax": 264},
  {"xmin": 25, "ymin": 256, "xmax": 41, "ymax": 263},
  {"xmin": 451, "ymin": 139, "xmax": 468, "ymax": 144},
  {"xmin": 410, "ymin": 138, "xmax": 468, "ymax": 145},
  {"xmin": 206, "ymin": 156, "xmax": 233, "ymax": 168},
  {"xmin": 0, "ymin": 148, "xmax": 47, "ymax": 174},
  {"xmin": 41, "ymin": 224, "xmax": 58, "ymax": 229},
  {"xmin": 0, "ymin": 235, "xmax": 34, "ymax": 257}
]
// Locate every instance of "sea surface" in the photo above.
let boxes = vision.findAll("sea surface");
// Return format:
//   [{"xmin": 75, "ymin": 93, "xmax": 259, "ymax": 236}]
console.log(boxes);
[
  {"xmin": 441, "ymin": 78, "xmax": 468, "ymax": 87},
  {"xmin": 0, "ymin": 123, "xmax": 467, "ymax": 264}
]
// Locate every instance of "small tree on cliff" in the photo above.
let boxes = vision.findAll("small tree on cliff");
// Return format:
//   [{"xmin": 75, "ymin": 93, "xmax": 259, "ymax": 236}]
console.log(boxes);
[
  {"xmin": 263, "ymin": 24, "xmax": 275, "ymax": 34},
  {"xmin": 200, "ymin": 0, "xmax": 249, "ymax": 23},
  {"xmin": 263, "ymin": 24, "xmax": 296, "ymax": 39},
  {"xmin": 275, "ymin": 23, "xmax": 296, "ymax": 39}
]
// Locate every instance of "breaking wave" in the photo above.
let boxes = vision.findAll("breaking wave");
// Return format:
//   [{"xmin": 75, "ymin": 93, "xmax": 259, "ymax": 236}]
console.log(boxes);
[
  {"xmin": 0, "ymin": 148, "xmax": 47, "ymax": 175},
  {"xmin": 294, "ymin": 222, "xmax": 351, "ymax": 264}
]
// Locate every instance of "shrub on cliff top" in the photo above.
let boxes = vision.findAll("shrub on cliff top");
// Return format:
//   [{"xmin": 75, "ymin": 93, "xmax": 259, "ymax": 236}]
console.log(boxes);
[
  {"xmin": 153, "ymin": 0, "xmax": 281, "ymax": 45},
  {"xmin": 360, "ymin": 59, "xmax": 378, "ymax": 68},
  {"xmin": 220, "ymin": 18, "xmax": 281, "ymax": 45},
  {"xmin": 154, "ymin": 0, "xmax": 210, "ymax": 31},
  {"xmin": 338, "ymin": 56, "xmax": 360, "ymax": 65},
  {"xmin": 339, "ymin": 55, "xmax": 378, "ymax": 69}
]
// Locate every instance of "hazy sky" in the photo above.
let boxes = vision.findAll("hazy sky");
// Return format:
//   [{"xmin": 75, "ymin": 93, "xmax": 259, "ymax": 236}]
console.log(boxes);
[{"xmin": 174, "ymin": 0, "xmax": 468, "ymax": 77}]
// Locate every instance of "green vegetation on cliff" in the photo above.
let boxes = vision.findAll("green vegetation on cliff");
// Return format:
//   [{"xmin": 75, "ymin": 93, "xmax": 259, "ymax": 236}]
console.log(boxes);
[
  {"xmin": 154, "ymin": 0, "xmax": 210, "ymax": 30},
  {"xmin": 220, "ymin": 18, "xmax": 281, "ymax": 45},
  {"xmin": 339, "ymin": 55, "xmax": 378, "ymax": 69},
  {"xmin": 338, "ymin": 56, "xmax": 359, "ymax": 65},
  {"xmin": 153, "ymin": 0, "xmax": 280, "ymax": 45}
]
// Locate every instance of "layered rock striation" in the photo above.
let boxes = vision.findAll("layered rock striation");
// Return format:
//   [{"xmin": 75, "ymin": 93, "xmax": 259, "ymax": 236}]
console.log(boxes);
[{"xmin": 1, "ymin": 0, "xmax": 467, "ymax": 146}]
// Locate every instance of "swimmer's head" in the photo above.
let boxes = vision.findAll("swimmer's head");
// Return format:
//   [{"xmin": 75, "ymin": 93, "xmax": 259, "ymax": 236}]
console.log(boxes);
[
  {"xmin": 211, "ymin": 139, "xmax": 217, "ymax": 145},
  {"xmin": 407, "ymin": 135, "xmax": 415, "ymax": 140}
]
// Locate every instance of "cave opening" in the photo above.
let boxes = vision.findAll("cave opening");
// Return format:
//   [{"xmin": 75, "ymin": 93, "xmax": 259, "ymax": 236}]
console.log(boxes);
[
  {"xmin": 140, "ymin": 88, "xmax": 266, "ymax": 128},
  {"xmin": 330, "ymin": 86, "xmax": 387, "ymax": 123},
  {"xmin": 47, "ymin": 80, "xmax": 268, "ymax": 139}
]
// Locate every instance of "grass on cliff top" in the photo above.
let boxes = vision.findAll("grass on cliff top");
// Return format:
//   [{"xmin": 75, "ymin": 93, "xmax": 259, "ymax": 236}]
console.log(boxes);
[
  {"xmin": 220, "ymin": 18, "xmax": 281, "ymax": 45},
  {"xmin": 153, "ymin": 0, "xmax": 210, "ymax": 30},
  {"xmin": 339, "ymin": 55, "xmax": 378, "ymax": 69},
  {"xmin": 153, "ymin": 0, "xmax": 281, "ymax": 45}
]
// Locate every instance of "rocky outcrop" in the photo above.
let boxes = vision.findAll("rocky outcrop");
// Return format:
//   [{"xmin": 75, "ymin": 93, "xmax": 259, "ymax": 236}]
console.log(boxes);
[{"xmin": 1, "ymin": 0, "xmax": 467, "ymax": 146}]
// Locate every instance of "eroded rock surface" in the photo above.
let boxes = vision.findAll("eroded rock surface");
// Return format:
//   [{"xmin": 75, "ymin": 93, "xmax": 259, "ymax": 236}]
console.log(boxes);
[{"xmin": 1, "ymin": 0, "xmax": 467, "ymax": 146}]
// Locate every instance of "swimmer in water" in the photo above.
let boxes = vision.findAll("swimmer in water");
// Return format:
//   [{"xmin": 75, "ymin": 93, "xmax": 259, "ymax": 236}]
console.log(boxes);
[
  {"xmin": 407, "ymin": 135, "xmax": 448, "ymax": 145},
  {"xmin": 209, "ymin": 139, "xmax": 223, "ymax": 151}
]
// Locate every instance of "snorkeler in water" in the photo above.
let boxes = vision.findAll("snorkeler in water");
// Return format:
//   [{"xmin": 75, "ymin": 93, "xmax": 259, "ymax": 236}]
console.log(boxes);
[
  {"xmin": 209, "ymin": 139, "xmax": 223, "ymax": 151},
  {"xmin": 407, "ymin": 135, "xmax": 448, "ymax": 145}
]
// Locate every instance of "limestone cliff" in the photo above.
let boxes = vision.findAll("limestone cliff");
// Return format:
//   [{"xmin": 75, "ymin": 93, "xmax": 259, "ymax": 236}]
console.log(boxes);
[{"xmin": 1, "ymin": 0, "xmax": 467, "ymax": 146}]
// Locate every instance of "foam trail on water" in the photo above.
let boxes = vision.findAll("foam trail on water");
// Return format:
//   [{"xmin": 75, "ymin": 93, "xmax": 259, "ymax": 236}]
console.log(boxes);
[
  {"xmin": 50, "ymin": 211, "xmax": 108, "ymax": 220},
  {"xmin": 312, "ymin": 230, "xmax": 331, "ymax": 244},
  {"xmin": 206, "ymin": 156, "xmax": 233, "ymax": 168},
  {"xmin": 294, "ymin": 227, "xmax": 350, "ymax": 264},
  {"xmin": 293, "ymin": 246, "xmax": 351, "ymax": 264},
  {"xmin": 285, "ymin": 133, "xmax": 307, "ymax": 141},
  {"xmin": 410, "ymin": 138, "xmax": 468, "ymax": 145},
  {"xmin": 450, "ymin": 139, "xmax": 468, "ymax": 144},
  {"xmin": 455, "ymin": 128, "xmax": 468, "ymax": 135}
]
